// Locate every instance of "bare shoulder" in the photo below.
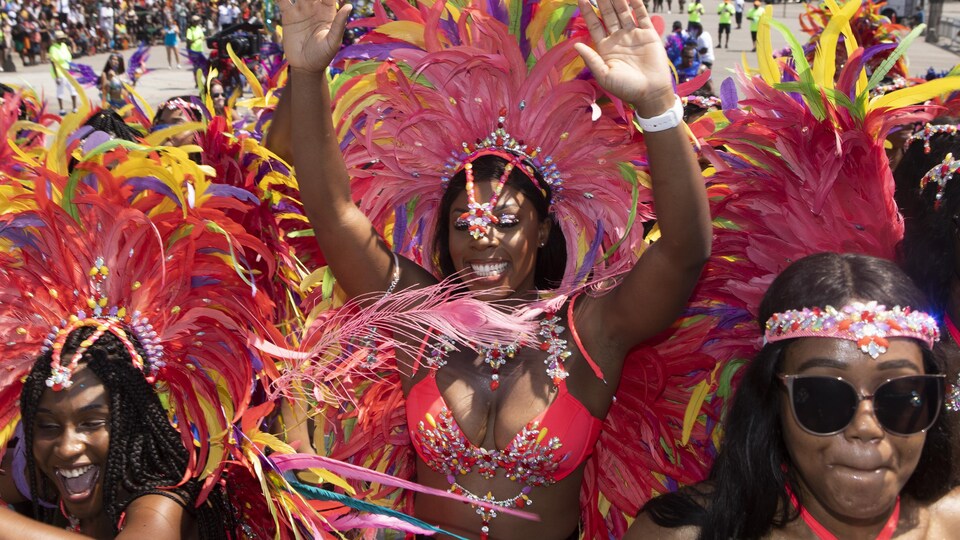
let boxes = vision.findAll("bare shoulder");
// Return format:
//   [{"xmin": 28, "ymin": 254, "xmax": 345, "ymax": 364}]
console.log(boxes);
[
  {"xmin": 626, "ymin": 511, "xmax": 701, "ymax": 540},
  {"xmin": 116, "ymin": 492, "xmax": 195, "ymax": 540},
  {"xmin": 924, "ymin": 487, "xmax": 960, "ymax": 530}
]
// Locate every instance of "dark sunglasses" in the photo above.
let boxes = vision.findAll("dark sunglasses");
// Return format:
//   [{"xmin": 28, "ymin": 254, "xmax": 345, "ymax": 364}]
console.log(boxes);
[
  {"xmin": 211, "ymin": 92, "xmax": 224, "ymax": 98},
  {"xmin": 779, "ymin": 374, "xmax": 945, "ymax": 436}
]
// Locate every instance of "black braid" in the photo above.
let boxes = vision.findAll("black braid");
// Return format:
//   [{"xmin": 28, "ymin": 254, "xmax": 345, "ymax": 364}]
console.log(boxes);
[{"xmin": 21, "ymin": 327, "xmax": 235, "ymax": 538}]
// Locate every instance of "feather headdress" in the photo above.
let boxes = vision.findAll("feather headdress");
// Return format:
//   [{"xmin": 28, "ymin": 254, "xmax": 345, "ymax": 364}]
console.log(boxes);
[
  {"xmin": 569, "ymin": 2, "xmax": 960, "ymax": 536},
  {"xmin": 0, "ymin": 106, "xmax": 278, "ymax": 502},
  {"xmin": 334, "ymin": 0, "xmax": 652, "ymax": 288}
]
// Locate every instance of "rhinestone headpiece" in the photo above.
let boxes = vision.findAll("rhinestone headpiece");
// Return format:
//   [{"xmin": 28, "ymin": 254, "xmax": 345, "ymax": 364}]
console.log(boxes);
[
  {"xmin": 441, "ymin": 108, "xmax": 555, "ymax": 196},
  {"xmin": 905, "ymin": 123, "xmax": 960, "ymax": 154},
  {"xmin": 918, "ymin": 152, "xmax": 960, "ymax": 208},
  {"xmin": 40, "ymin": 256, "xmax": 163, "ymax": 390},
  {"xmin": 764, "ymin": 301, "xmax": 940, "ymax": 359},
  {"xmin": 683, "ymin": 95, "xmax": 722, "ymax": 110}
]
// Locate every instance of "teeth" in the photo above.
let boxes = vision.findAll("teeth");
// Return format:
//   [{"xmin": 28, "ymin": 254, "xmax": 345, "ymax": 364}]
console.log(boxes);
[
  {"xmin": 58, "ymin": 465, "xmax": 94, "ymax": 478},
  {"xmin": 471, "ymin": 262, "xmax": 507, "ymax": 277}
]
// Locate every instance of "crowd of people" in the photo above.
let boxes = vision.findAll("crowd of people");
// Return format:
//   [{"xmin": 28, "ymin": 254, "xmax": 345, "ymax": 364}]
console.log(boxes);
[
  {"xmin": 3, "ymin": 0, "xmax": 960, "ymax": 538},
  {"xmin": 0, "ymin": 0, "xmax": 276, "ymax": 71}
]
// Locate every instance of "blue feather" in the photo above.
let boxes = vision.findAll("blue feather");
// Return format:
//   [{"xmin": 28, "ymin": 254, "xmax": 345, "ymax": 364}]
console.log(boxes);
[{"xmin": 288, "ymin": 478, "xmax": 467, "ymax": 539}]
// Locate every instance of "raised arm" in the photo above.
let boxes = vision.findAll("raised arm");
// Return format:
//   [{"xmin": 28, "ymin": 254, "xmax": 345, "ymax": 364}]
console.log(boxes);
[
  {"xmin": 280, "ymin": 0, "xmax": 436, "ymax": 298},
  {"xmin": 574, "ymin": 0, "xmax": 711, "ymax": 348}
]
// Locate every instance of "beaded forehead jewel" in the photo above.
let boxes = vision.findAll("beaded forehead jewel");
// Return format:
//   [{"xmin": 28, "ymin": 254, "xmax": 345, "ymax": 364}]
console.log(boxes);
[
  {"xmin": 918, "ymin": 152, "xmax": 960, "ymax": 209},
  {"xmin": 335, "ymin": 0, "xmax": 653, "ymax": 287},
  {"xmin": 764, "ymin": 301, "xmax": 940, "ymax": 359}
]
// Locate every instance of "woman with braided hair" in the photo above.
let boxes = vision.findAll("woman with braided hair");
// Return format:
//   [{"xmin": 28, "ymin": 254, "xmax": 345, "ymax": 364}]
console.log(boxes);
[{"xmin": 0, "ymin": 327, "xmax": 234, "ymax": 539}]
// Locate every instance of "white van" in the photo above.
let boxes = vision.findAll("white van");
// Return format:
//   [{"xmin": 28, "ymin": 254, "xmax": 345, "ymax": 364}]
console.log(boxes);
[{"xmin": 880, "ymin": 0, "xmax": 918, "ymax": 24}]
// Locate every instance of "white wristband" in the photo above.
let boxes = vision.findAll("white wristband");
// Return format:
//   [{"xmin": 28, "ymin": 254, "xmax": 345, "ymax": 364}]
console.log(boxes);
[{"xmin": 634, "ymin": 96, "xmax": 684, "ymax": 133}]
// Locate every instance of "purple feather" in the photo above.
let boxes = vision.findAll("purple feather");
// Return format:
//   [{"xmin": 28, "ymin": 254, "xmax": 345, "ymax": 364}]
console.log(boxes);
[
  {"xmin": 333, "ymin": 42, "xmax": 420, "ymax": 64},
  {"xmin": 574, "ymin": 220, "xmax": 604, "ymax": 283},
  {"xmin": 438, "ymin": 15, "xmax": 461, "ymax": 46},
  {"xmin": 486, "ymin": 0, "xmax": 509, "ymax": 25},
  {"xmin": 124, "ymin": 177, "xmax": 180, "ymax": 205},
  {"xmin": 719, "ymin": 77, "xmax": 738, "ymax": 111},
  {"xmin": 205, "ymin": 184, "xmax": 260, "ymax": 203},
  {"xmin": 68, "ymin": 62, "xmax": 100, "ymax": 87},
  {"xmin": 411, "ymin": 218, "xmax": 424, "ymax": 255},
  {"xmin": 392, "ymin": 204, "xmax": 408, "ymax": 250},
  {"xmin": 518, "ymin": 0, "xmax": 535, "ymax": 59},
  {"xmin": 81, "ymin": 130, "xmax": 113, "ymax": 153},
  {"xmin": 67, "ymin": 125, "xmax": 95, "ymax": 147},
  {"xmin": 128, "ymin": 44, "xmax": 151, "ymax": 83},
  {"xmin": 187, "ymin": 49, "xmax": 210, "ymax": 77}
]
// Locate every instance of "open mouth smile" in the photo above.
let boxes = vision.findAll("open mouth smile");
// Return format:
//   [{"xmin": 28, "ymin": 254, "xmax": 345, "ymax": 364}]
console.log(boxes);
[
  {"xmin": 470, "ymin": 261, "xmax": 508, "ymax": 278},
  {"xmin": 56, "ymin": 464, "xmax": 100, "ymax": 502}
]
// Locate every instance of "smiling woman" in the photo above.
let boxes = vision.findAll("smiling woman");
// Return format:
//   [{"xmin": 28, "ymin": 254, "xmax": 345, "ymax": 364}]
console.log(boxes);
[
  {"xmin": 629, "ymin": 253, "xmax": 960, "ymax": 540},
  {"xmin": 277, "ymin": 0, "xmax": 712, "ymax": 535},
  {"xmin": 7, "ymin": 327, "xmax": 236, "ymax": 539}
]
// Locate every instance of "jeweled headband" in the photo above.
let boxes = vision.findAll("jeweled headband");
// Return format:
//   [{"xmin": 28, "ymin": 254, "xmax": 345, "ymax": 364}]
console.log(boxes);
[{"xmin": 764, "ymin": 301, "xmax": 940, "ymax": 358}]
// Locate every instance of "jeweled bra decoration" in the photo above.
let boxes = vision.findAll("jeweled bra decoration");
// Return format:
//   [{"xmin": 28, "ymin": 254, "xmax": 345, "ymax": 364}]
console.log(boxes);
[{"xmin": 418, "ymin": 310, "xmax": 571, "ymax": 539}]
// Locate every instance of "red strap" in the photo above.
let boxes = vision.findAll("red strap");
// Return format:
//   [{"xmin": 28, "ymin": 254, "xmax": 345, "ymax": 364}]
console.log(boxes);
[
  {"xmin": 566, "ymin": 294, "xmax": 606, "ymax": 383},
  {"xmin": 789, "ymin": 489, "xmax": 899, "ymax": 540},
  {"xmin": 946, "ymin": 315, "xmax": 960, "ymax": 346}
]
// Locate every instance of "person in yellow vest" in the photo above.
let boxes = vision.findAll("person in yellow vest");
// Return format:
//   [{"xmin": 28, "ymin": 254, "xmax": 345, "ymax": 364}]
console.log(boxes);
[
  {"xmin": 686, "ymin": 0, "xmax": 704, "ymax": 34},
  {"xmin": 717, "ymin": 0, "xmax": 735, "ymax": 48},
  {"xmin": 747, "ymin": 0, "xmax": 764, "ymax": 52},
  {"xmin": 186, "ymin": 15, "xmax": 205, "ymax": 54},
  {"xmin": 48, "ymin": 30, "xmax": 77, "ymax": 115}
]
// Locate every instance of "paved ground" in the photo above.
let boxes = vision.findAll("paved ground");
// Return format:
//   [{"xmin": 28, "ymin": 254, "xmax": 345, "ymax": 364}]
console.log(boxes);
[{"xmin": 1, "ymin": 2, "xmax": 959, "ymax": 111}]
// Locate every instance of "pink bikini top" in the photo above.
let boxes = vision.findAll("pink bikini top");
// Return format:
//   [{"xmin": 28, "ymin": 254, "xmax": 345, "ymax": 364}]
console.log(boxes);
[{"xmin": 405, "ymin": 295, "xmax": 604, "ymax": 486}]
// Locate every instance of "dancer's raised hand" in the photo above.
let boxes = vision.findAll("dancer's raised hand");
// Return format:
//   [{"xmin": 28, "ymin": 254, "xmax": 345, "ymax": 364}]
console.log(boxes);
[
  {"xmin": 279, "ymin": 0, "xmax": 352, "ymax": 72},
  {"xmin": 575, "ymin": 0, "xmax": 675, "ymax": 114}
]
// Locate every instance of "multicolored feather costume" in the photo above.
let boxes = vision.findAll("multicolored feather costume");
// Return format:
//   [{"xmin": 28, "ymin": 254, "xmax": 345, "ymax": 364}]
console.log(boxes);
[
  {"xmin": 611, "ymin": 3, "xmax": 960, "ymax": 535},
  {"xmin": 0, "ymin": 91, "xmax": 499, "ymax": 537}
]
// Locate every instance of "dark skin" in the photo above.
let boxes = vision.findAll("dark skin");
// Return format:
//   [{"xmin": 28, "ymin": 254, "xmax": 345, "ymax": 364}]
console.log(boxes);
[
  {"xmin": 0, "ymin": 368, "xmax": 197, "ymax": 540},
  {"xmin": 279, "ymin": 0, "xmax": 710, "ymax": 536},
  {"xmin": 627, "ymin": 338, "xmax": 960, "ymax": 539}
]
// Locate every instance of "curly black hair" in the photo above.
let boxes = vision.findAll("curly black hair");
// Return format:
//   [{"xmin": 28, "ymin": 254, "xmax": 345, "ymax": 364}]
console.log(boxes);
[{"xmin": 20, "ymin": 326, "xmax": 236, "ymax": 538}]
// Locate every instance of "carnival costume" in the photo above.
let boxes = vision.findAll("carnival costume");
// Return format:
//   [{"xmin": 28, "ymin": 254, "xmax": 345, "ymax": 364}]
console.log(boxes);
[
  {"xmin": 647, "ymin": 4, "xmax": 960, "ymax": 532},
  {"xmin": 0, "ymin": 86, "xmax": 526, "ymax": 537},
  {"xmin": 267, "ymin": 0, "xmax": 740, "ymax": 538}
]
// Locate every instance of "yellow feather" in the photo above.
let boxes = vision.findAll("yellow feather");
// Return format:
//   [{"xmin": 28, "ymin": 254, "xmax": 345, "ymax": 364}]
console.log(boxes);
[
  {"xmin": 814, "ymin": 0, "xmax": 859, "ymax": 91},
  {"xmin": 0, "ymin": 413, "xmax": 21, "ymax": 450},
  {"xmin": 226, "ymin": 42, "xmax": 264, "ymax": 98},
  {"xmin": 757, "ymin": 7, "xmax": 778, "ymax": 85},
  {"xmin": 144, "ymin": 121, "xmax": 205, "ymax": 147},
  {"xmin": 333, "ymin": 77, "xmax": 381, "ymax": 138},
  {"xmin": 375, "ymin": 21, "xmax": 427, "ymax": 47},
  {"xmin": 870, "ymin": 77, "xmax": 960, "ymax": 111}
]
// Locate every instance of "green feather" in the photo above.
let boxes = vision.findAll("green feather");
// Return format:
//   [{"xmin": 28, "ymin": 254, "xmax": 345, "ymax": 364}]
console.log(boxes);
[
  {"xmin": 769, "ymin": 19, "xmax": 826, "ymax": 120},
  {"xmin": 867, "ymin": 24, "xmax": 925, "ymax": 92}
]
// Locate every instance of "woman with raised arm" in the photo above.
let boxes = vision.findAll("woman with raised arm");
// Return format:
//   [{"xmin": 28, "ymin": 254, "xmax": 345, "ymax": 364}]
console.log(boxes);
[{"xmin": 279, "ymin": 0, "xmax": 710, "ymax": 537}]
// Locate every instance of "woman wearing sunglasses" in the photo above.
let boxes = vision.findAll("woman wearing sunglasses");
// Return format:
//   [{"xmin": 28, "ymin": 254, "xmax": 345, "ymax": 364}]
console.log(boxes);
[{"xmin": 628, "ymin": 252, "xmax": 959, "ymax": 539}]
